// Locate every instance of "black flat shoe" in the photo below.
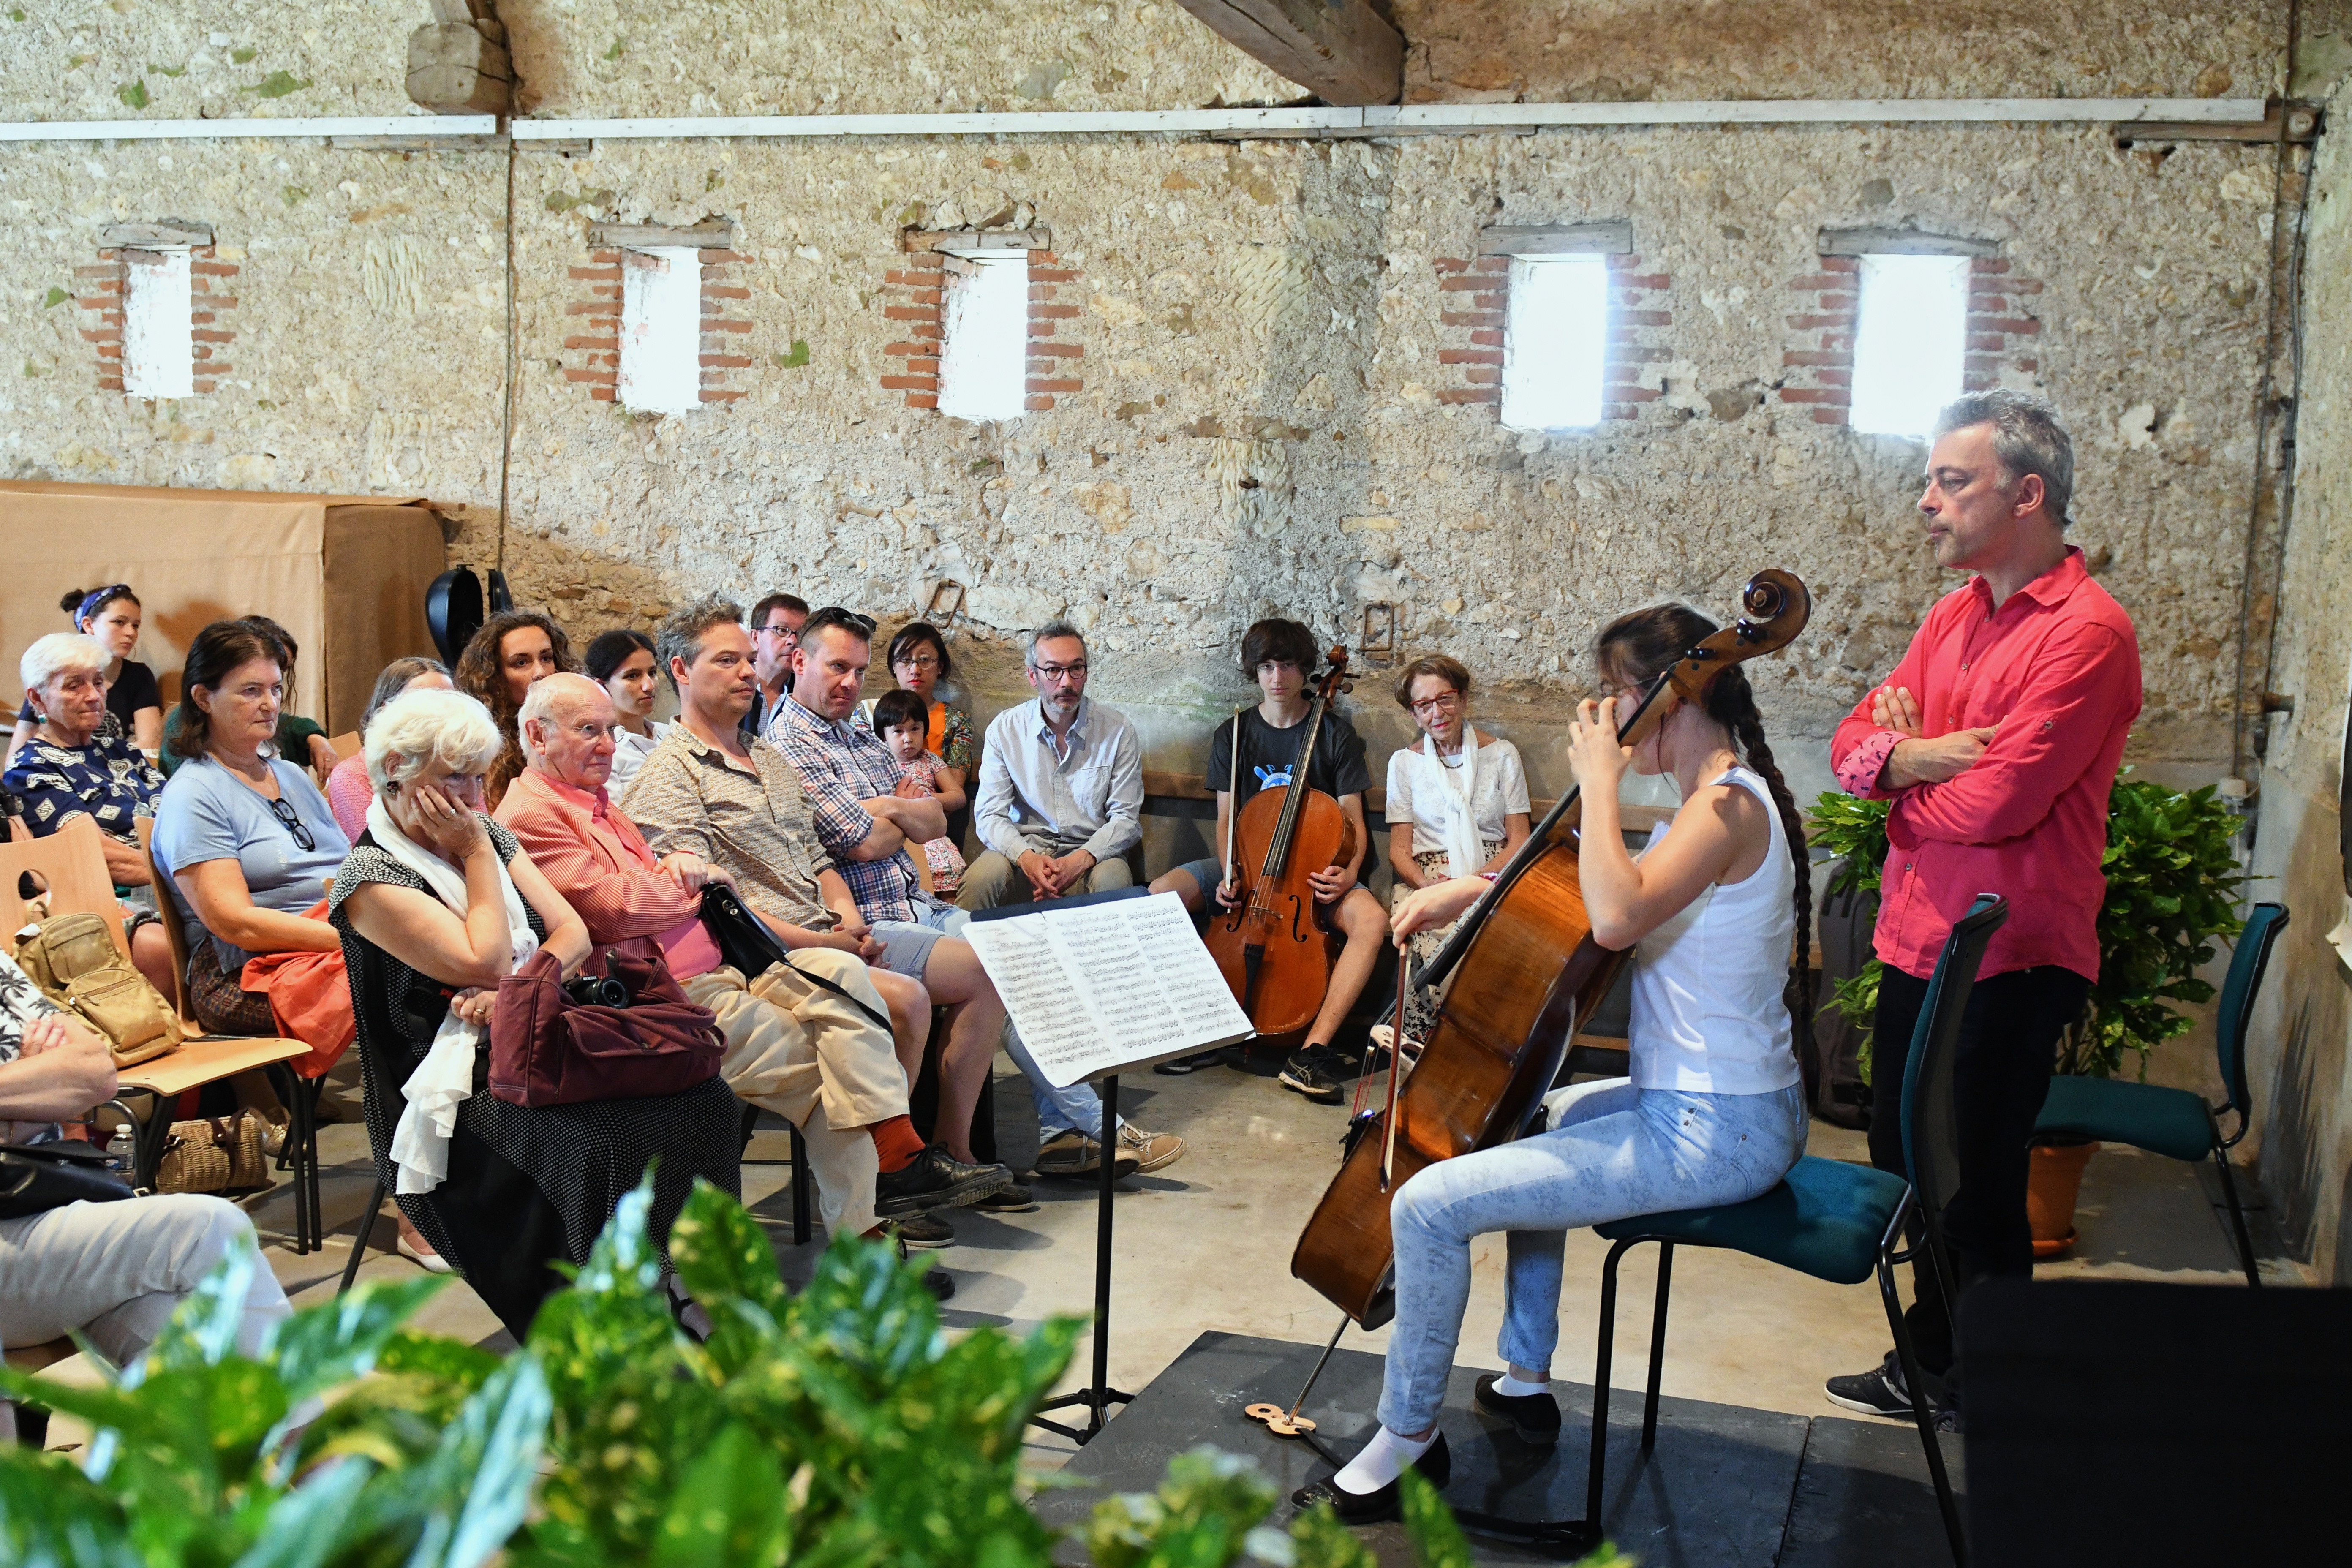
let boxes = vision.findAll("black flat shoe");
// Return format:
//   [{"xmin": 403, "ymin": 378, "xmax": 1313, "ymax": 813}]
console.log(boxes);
[
  {"xmin": 1474, "ymin": 1373, "xmax": 1561, "ymax": 1446},
  {"xmin": 1290, "ymin": 1432, "xmax": 1450, "ymax": 1525}
]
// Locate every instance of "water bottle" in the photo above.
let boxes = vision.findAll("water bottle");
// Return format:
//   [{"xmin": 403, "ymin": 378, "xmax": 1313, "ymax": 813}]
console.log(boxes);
[{"xmin": 106, "ymin": 1124, "xmax": 136, "ymax": 1177}]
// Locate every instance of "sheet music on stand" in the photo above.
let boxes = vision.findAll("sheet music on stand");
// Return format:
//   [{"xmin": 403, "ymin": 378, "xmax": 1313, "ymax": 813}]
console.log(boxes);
[{"xmin": 961, "ymin": 891, "xmax": 1253, "ymax": 1087}]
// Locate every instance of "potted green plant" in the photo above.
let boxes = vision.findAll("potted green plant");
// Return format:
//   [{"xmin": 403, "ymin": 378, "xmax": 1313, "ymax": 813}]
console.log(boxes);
[{"xmin": 1809, "ymin": 776, "xmax": 2246, "ymax": 1251}]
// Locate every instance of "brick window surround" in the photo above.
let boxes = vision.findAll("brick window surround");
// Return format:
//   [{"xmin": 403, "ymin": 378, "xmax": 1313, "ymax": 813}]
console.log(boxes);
[
  {"xmin": 1434, "ymin": 244, "xmax": 1669, "ymax": 421},
  {"xmin": 562, "ymin": 237, "xmax": 752, "ymax": 406},
  {"xmin": 1780, "ymin": 247, "xmax": 2042, "ymax": 425},
  {"xmin": 879, "ymin": 230, "xmax": 1082, "ymax": 413},
  {"xmin": 76, "ymin": 238, "xmax": 237, "ymax": 396}
]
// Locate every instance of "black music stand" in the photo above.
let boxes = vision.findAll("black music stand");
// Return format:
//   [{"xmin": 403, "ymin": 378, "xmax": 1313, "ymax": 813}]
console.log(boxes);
[{"xmin": 966, "ymin": 885, "xmax": 1183, "ymax": 1444}]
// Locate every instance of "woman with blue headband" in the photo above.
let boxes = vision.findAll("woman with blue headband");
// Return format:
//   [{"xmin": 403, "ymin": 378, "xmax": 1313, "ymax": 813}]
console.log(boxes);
[{"xmin": 5, "ymin": 585, "xmax": 162, "ymax": 767}]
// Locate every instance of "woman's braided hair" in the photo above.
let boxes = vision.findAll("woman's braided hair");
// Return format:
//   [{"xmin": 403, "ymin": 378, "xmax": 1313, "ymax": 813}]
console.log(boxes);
[{"xmin": 1595, "ymin": 602, "xmax": 1816, "ymax": 1067}]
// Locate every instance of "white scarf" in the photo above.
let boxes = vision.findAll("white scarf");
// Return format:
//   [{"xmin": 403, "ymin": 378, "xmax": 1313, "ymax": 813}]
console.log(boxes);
[
  {"xmin": 369, "ymin": 796, "xmax": 538, "ymax": 1195},
  {"xmin": 1414, "ymin": 724, "xmax": 1487, "ymax": 879}
]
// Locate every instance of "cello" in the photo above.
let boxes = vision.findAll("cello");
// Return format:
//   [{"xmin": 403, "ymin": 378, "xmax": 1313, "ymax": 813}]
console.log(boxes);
[
  {"xmin": 1289, "ymin": 571, "xmax": 1810, "ymax": 1328},
  {"xmin": 1204, "ymin": 648, "xmax": 1358, "ymax": 1052}
]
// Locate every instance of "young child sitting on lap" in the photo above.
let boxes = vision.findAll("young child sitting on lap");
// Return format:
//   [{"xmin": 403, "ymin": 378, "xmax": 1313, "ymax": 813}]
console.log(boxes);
[{"xmin": 874, "ymin": 689, "xmax": 966, "ymax": 900}]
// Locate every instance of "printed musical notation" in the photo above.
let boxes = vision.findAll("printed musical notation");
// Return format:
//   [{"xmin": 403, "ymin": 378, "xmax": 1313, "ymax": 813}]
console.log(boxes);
[{"xmin": 961, "ymin": 892, "xmax": 1255, "ymax": 1087}]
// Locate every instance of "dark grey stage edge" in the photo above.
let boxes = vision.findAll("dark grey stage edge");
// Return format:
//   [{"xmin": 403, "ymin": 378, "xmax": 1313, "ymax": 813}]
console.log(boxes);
[{"xmin": 1033, "ymin": 1331, "xmax": 1963, "ymax": 1567}]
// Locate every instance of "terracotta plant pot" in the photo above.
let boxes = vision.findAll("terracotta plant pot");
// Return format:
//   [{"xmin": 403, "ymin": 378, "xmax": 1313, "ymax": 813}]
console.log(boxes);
[{"xmin": 2027, "ymin": 1139, "xmax": 2099, "ymax": 1258}]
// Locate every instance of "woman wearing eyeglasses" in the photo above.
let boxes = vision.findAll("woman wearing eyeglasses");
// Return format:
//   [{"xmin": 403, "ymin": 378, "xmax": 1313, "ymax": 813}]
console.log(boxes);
[
  {"xmin": 860, "ymin": 621, "xmax": 975, "ymax": 845},
  {"xmin": 152, "ymin": 621, "xmax": 351, "ymax": 1054},
  {"xmin": 1384, "ymin": 654, "xmax": 1530, "ymax": 1047}
]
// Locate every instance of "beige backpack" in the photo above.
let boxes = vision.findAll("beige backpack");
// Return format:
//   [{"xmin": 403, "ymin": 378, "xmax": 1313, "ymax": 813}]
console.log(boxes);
[{"xmin": 13, "ymin": 911, "xmax": 183, "ymax": 1068}]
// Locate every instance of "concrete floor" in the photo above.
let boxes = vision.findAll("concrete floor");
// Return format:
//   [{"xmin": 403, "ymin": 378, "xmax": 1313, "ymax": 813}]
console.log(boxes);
[{"xmin": 33, "ymin": 1049, "xmax": 2282, "ymax": 1465}]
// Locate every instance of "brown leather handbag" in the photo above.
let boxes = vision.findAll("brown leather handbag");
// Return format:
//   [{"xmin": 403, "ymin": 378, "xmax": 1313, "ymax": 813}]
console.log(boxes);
[{"xmin": 487, "ymin": 941, "xmax": 725, "ymax": 1108}]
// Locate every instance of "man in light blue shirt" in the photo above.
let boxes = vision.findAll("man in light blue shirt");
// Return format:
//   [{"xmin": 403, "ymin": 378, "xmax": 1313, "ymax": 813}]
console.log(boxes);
[{"xmin": 957, "ymin": 620, "xmax": 1145, "ymax": 911}]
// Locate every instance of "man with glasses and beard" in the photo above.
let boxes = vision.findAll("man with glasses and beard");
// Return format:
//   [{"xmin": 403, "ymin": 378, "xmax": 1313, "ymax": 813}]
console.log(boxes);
[
  {"xmin": 770, "ymin": 607, "xmax": 1184, "ymax": 1184},
  {"xmin": 958, "ymin": 620, "xmax": 1144, "ymax": 911}
]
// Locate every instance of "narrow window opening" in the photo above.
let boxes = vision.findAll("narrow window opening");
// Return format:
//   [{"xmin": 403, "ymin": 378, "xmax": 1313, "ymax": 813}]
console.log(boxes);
[
  {"xmin": 1501, "ymin": 254, "xmax": 1607, "ymax": 431},
  {"xmin": 122, "ymin": 246, "xmax": 193, "ymax": 399},
  {"xmin": 618, "ymin": 245, "xmax": 703, "ymax": 414},
  {"xmin": 938, "ymin": 250, "xmax": 1029, "ymax": 422},
  {"xmin": 1849, "ymin": 253, "xmax": 1970, "ymax": 438}
]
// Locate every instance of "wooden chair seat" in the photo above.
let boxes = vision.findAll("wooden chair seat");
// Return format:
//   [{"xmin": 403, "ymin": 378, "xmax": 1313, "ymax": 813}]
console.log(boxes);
[
  {"xmin": 116, "ymin": 1033, "xmax": 308, "ymax": 1099},
  {"xmin": 2, "ymin": 1339, "xmax": 77, "ymax": 1375}
]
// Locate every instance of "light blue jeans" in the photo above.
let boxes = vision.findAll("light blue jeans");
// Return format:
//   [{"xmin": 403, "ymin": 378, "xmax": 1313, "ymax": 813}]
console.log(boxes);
[{"xmin": 1377, "ymin": 1078, "xmax": 1808, "ymax": 1434}]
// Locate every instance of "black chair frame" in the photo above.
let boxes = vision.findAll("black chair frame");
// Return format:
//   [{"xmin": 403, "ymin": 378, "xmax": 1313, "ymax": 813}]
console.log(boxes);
[{"xmin": 1591, "ymin": 1184, "xmax": 1964, "ymax": 1564}]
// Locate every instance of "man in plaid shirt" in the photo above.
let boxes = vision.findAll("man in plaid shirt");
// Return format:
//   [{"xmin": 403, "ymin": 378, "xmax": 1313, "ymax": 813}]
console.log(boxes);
[{"xmin": 765, "ymin": 610, "xmax": 954, "ymax": 930}]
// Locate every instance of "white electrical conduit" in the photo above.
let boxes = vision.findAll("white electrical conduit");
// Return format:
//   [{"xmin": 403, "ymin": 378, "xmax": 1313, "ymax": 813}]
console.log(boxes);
[
  {"xmin": 0, "ymin": 114, "xmax": 498, "ymax": 142},
  {"xmin": 0, "ymin": 99, "xmax": 2271, "ymax": 144}
]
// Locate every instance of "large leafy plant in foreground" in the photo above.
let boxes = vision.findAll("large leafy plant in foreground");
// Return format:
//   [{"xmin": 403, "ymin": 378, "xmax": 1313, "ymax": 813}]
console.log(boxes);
[
  {"xmin": 0, "ymin": 1244, "xmax": 544, "ymax": 1568},
  {"xmin": 1, "ymin": 1179, "xmax": 1617, "ymax": 1568},
  {"xmin": 515, "ymin": 1177, "xmax": 1083, "ymax": 1568}
]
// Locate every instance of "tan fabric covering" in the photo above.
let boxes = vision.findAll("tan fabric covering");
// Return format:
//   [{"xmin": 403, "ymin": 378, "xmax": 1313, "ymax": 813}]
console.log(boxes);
[{"xmin": 0, "ymin": 482, "xmax": 442, "ymax": 733}]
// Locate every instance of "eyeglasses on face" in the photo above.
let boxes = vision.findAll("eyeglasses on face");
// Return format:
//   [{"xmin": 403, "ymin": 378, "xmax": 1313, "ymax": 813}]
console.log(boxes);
[
  {"xmin": 895, "ymin": 652, "xmax": 942, "ymax": 670},
  {"xmin": 1409, "ymin": 690, "xmax": 1465, "ymax": 716},
  {"xmin": 1033, "ymin": 662, "xmax": 1089, "ymax": 682},
  {"xmin": 757, "ymin": 623, "xmax": 798, "ymax": 640}
]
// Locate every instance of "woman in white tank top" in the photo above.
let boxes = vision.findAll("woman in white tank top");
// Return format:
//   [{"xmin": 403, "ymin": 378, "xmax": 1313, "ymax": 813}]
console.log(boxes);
[{"xmin": 1293, "ymin": 602, "xmax": 1816, "ymax": 1524}]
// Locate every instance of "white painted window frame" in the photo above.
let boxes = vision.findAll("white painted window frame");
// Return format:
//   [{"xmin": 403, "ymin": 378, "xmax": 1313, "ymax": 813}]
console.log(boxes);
[
  {"xmin": 122, "ymin": 246, "xmax": 194, "ymax": 400},
  {"xmin": 618, "ymin": 244, "xmax": 704, "ymax": 414},
  {"xmin": 936, "ymin": 247, "xmax": 1030, "ymax": 423}
]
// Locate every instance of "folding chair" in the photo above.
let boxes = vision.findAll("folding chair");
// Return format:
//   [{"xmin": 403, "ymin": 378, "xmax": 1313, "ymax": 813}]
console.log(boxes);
[
  {"xmin": 2034, "ymin": 902, "xmax": 2286, "ymax": 1287},
  {"xmin": 134, "ymin": 823, "xmax": 324, "ymax": 1254},
  {"xmin": 1572, "ymin": 893, "xmax": 2006, "ymax": 1568}
]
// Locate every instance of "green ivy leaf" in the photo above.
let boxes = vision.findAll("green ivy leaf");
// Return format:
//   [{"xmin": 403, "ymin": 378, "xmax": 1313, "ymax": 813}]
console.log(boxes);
[
  {"xmin": 242, "ymin": 70, "xmax": 309, "ymax": 98},
  {"xmin": 148, "ymin": 61, "xmax": 187, "ymax": 77},
  {"xmin": 43, "ymin": 286, "xmax": 68, "ymax": 308},
  {"xmin": 777, "ymin": 338, "xmax": 811, "ymax": 368},
  {"xmin": 231, "ymin": 46, "xmax": 257, "ymax": 63},
  {"xmin": 116, "ymin": 79, "xmax": 148, "ymax": 109}
]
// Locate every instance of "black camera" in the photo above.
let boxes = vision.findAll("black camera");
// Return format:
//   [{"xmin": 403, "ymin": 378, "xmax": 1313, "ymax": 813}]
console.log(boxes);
[{"xmin": 562, "ymin": 974, "xmax": 633, "ymax": 1009}]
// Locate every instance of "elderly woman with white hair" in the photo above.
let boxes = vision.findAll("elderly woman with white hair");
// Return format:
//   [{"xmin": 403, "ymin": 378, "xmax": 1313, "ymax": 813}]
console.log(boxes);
[
  {"xmin": 331, "ymin": 685, "xmax": 742, "ymax": 1337},
  {"xmin": 2, "ymin": 631, "xmax": 179, "ymax": 999}
]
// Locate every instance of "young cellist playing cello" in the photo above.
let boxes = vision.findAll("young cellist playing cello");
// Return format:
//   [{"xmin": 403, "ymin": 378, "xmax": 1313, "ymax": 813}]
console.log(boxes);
[
  {"xmin": 1149, "ymin": 618, "xmax": 1389, "ymax": 1101},
  {"xmin": 1293, "ymin": 602, "xmax": 1816, "ymax": 1524}
]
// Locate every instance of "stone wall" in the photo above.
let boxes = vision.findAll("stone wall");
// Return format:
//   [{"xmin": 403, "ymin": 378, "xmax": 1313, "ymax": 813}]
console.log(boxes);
[
  {"xmin": 2244, "ymin": 65, "xmax": 2352, "ymax": 1285},
  {"xmin": 0, "ymin": 3, "xmax": 2304, "ymax": 820}
]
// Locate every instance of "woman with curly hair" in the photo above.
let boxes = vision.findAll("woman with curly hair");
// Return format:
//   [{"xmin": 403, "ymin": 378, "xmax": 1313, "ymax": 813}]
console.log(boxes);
[{"xmin": 452, "ymin": 610, "xmax": 576, "ymax": 811}]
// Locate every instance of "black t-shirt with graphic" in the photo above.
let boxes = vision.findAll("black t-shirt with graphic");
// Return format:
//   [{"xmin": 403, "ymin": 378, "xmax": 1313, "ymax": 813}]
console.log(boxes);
[{"xmin": 1206, "ymin": 705, "xmax": 1373, "ymax": 804}]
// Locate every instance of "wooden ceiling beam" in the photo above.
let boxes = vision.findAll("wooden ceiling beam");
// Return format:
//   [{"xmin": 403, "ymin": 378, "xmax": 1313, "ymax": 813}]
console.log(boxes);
[{"xmin": 1173, "ymin": 0, "xmax": 1403, "ymax": 106}]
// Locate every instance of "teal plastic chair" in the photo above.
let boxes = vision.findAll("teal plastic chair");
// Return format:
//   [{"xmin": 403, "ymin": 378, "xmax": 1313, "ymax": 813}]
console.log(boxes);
[
  {"xmin": 2034, "ymin": 901, "xmax": 2287, "ymax": 1288},
  {"xmin": 1574, "ymin": 894, "xmax": 2006, "ymax": 1568}
]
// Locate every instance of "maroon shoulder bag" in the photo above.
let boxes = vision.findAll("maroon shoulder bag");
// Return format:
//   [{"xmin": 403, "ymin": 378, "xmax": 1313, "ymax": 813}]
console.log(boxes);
[{"xmin": 488, "ymin": 940, "xmax": 726, "ymax": 1108}]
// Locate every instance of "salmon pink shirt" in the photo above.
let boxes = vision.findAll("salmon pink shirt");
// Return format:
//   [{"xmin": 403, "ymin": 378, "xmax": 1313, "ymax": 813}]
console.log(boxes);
[
  {"xmin": 1830, "ymin": 547, "xmax": 2141, "ymax": 984},
  {"xmin": 492, "ymin": 766, "xmax": 724, "ymax": 981}
]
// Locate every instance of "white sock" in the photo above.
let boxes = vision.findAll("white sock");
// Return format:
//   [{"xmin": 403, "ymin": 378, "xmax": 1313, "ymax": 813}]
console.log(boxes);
[
  {"xmin": 1492, "ymin": 1372, "xmax": 1550, "ymax": 1399},
  {"xmin": 1332, "ymin": 1424, "xmax": 1437, "ymax": 1495}
]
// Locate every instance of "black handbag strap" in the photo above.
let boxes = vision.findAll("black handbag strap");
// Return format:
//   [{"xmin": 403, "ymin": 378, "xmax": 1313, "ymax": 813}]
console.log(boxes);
[{"xmin": 697, "ymin": 885, "xmax": 893, "ymax": 1034}]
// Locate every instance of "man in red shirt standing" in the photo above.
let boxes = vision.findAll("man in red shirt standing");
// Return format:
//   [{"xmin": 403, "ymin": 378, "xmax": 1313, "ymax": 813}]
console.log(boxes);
[{"xmin": 1823, "ymin": 391, "xmax": 2142, "ymax": 1427}]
